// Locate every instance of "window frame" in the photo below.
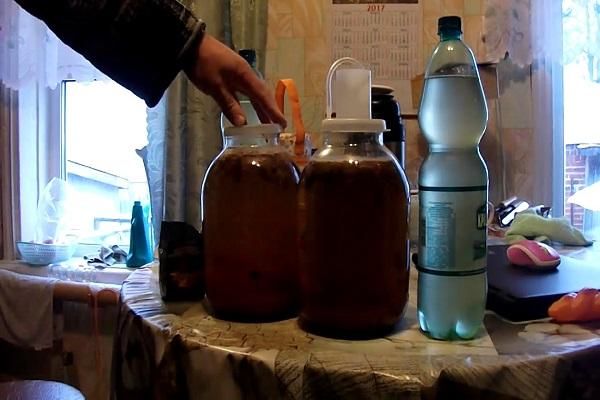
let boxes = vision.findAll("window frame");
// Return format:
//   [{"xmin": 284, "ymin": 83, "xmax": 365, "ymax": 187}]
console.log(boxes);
[{"xmin": 17, "ymin": 81, "xmax": 62, "ymax": 243}]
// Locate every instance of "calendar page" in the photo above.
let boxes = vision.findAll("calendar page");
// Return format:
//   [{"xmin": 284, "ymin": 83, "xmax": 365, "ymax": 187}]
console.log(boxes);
[{"xmin": 330, "ymin": 1, "xmax": 422, "ymax": 113}]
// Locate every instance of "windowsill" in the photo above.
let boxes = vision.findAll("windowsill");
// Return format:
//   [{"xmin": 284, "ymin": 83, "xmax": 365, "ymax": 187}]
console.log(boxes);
[
  {"xmin": 72, "ymin": 243, "xmax": 130, "ymax": 258},
  {"xmin": 0, "ymin": 258, "xmax": 134, "ymax": 286}
]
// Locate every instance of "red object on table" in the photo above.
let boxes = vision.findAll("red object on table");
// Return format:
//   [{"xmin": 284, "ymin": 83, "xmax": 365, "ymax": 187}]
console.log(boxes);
[{"xmin": 548, "ymin": 288, "xmax": 600, "ymax": 322}]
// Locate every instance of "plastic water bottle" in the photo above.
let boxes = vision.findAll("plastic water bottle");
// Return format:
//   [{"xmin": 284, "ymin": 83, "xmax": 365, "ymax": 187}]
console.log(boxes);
[{"xmin": 417, "ymin": 16, "xmax": 489, "ymax": 340}]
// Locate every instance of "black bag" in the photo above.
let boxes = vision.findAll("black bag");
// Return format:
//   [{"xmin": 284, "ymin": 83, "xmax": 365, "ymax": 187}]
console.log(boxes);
[{"xmin": 158, "ymin": 221, "xmax": 204, "ymax": 301}]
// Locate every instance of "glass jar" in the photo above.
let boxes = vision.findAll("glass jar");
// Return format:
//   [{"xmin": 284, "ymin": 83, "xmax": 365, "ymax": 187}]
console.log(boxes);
[
  {"xmin": 202, "ymin": 124, "xmax": 300, "ymax": 321},
  {"xmin": 298, "ymin": 120, "xmax": 410, "ymax": 338}
]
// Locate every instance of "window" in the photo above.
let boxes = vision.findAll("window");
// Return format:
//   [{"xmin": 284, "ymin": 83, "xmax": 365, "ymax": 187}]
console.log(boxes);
[
  {"xmin": 562, "ymin": 0, "xmax": 600, "ymax": 240},
  {"xmin": 62, "ymin": 81, "xmax": 150, "ymax": 248},
  {"xmin": 17, "ymin": 79, "xmax": 150, "ymax": 253}
]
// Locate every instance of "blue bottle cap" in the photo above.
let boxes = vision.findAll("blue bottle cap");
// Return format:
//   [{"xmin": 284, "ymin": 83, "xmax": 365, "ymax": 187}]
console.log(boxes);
[{"xmin": 438, "ymin": 16, "xmax": 462, "ymax": 35}]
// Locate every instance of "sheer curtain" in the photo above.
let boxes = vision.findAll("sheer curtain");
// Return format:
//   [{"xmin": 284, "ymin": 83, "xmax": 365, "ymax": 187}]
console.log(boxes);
[
  {"xmin": 143, "ymin": 0, "xmax": 268, "ymax": 240},
  {"xmin": 0, "ymin": 0, "xmax": 107, "ymax": 90},
  {"xmin": 0, "ymin": 1, "xmax": 107, "ymax": 257},
  {"xmin": 484, "ymin": 0, "xmax": 564, "ymax": 209},
  {"xmin": 530, "ymin": 0, "xmax": 564, "ymax": 213}
]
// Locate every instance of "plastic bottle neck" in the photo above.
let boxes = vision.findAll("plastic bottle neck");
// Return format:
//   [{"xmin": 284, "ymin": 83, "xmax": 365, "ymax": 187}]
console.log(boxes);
[{"xmin": 439, "ymin": 30, "xmax": 462, "ymax": 41}]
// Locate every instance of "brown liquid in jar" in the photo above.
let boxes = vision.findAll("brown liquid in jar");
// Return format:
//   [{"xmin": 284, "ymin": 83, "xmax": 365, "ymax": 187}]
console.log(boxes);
[
  {"xmin": 203, "ymin": 149, "xmax": 299, "ymax": 321},
  {"xmin": 299, "ymin": 159, "xmax": 410, "ymax": 338}
]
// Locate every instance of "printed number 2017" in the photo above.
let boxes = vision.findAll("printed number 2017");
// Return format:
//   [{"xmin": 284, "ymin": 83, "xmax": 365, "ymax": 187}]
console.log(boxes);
[{"xmin": 367, "ymin": 4, "xmax": 385, "ymax": 12}]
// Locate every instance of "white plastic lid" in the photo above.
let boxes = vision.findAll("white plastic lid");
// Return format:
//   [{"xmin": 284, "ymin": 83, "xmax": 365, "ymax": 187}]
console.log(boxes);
[
  {"xmin": 223, "ymin": 123, "xmax": 281, "ymax": 137},
  {"xmin": 322, "ymin": 118, "xmax": 386, "ymax": 133}
]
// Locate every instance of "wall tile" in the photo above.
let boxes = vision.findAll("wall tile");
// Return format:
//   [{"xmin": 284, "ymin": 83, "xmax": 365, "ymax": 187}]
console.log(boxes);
[
  {"xmin": 264, "ymin": 49, "xmax": 278, "ymax": 90},
  {"xmin": 464, "ymin": 15, "xmax": 485, "ymax": 60},
  {"xmin": 498, "ymin": 76, "xmax": 533, "ymax": 129},
  {"xmin": 267, "ymin": 11, "xmax": 293, "ymax": 51},
  {"xmin": 503, "ymin": 128, "xmax": 536, "ymax": 202},
  {"xmin": 270, "ymin": 0, "xmax": 292, "ymax": 14},
  {"xmin": 301, "ymin": 95, "xmax": 325, "ymax": 138},
  {"xmin": 304, "ymin": 38, "xmax": 329, "ymax": 97},
  {"xmin": 424, "ymin": 0, "xmax": 444, "ymax": 15},
  {"xmin": 276, "ymin": 37, "xmax": 306, "ymax": 96},
  {"xmin": 404, "ymin": 118, "xmax": 427, "ymax": 189},
  {"xmin": 464, "ymin": 0, "xmax": 482, "ymax": 16},
  {"xmin": 423, "ymin": 15, "xmax": 440, "ymax": 45},
  {"xmin": 443, "ymin": 0, "xmax": 464, "ymax": 16},
  {"xmin": 481, "ymin": 103, "xmax": 503, "ymax": 203},
  {"xmin": 292, "ymin": 0, "xmax": 325, "ymax": 38},
  {"xmin": 422, "ymin": 43, "xmax": 436, "ymax": 70}
]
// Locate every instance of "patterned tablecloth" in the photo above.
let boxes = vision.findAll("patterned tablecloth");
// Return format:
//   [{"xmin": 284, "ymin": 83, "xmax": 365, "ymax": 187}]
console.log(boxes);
[{"xmin": 113, "ymin": 253, "xmax": 600, "ymax": 400}]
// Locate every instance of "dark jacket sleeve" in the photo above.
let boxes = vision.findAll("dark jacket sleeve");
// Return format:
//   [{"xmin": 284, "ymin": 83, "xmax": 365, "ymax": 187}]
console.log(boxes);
[{"xmin": 14, "ymin": 0, "xmax": 205, "ymax": 107}]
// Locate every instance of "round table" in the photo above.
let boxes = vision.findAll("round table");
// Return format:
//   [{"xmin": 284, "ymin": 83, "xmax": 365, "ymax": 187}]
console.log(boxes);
[{"xmin": 113, "ymin": 257, "xmax": 600, "ymax": 399}]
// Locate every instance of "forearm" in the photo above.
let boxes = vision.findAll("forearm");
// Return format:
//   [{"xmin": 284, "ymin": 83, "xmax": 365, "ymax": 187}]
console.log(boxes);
[{"xmin": 14, "ymin": 0, "xmax": 205, "ymax": 107}]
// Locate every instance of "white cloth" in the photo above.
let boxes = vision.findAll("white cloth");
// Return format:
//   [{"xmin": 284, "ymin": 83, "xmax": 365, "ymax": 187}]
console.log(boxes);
[{"xmin": 0, "ymin": 269, "xmax": 57, "ymax": 350}]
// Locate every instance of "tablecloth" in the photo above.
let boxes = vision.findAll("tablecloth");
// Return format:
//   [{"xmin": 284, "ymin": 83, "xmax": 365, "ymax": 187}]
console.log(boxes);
[{"xmin": 112, "ymin": 260, "xmax": 600, "ymax": 400}]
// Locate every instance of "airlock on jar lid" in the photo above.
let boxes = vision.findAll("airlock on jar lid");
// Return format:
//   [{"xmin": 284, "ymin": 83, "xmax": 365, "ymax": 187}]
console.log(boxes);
[
  {"xmin": 323, "ymin": 57, "xmax": 386, "ymax": 133},
  {"xmin": 223, "ymin": 123, "xmax": 281, "ymax": 137}
]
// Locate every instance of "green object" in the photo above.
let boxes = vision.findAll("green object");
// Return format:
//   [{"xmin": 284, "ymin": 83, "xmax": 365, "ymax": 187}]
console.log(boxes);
[
  {"xmin": 126, "ymin": 201, "xmax": 153, "ymax": 268},
  {"xmin": 417, "ymin": 16, "xmax": 489, "ymax": 340},
  {"xmin": 506, "ymin": 213, "xmax": 593, "ymax": 246}
]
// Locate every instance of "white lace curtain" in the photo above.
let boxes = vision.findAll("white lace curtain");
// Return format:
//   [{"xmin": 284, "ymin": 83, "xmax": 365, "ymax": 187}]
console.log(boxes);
[{"xmin": 0, "ymin": 0, "xmax": 107, "ymax": 90}]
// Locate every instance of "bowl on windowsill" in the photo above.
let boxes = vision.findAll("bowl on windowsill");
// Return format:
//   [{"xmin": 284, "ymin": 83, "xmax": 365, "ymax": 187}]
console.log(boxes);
[{"xmin": 17, "ymin": 241, "xmax": 78, "ymax": 266}]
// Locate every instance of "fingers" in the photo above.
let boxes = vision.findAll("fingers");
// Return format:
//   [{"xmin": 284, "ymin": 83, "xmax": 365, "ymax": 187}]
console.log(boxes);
[
  {"xmin": 213, "ymin": 86, "xmax": 246, "ymax": 126},
  {"xmin": 184, "ymin": 33, "xmax": 287, "ymax": 128},
  {"xmin": 250, "ymin": 99, "xmax": 270, "ymax": 124},
  {"xmin": 237, "ymin": 69, "xmax": 287, "ymax": 129}
]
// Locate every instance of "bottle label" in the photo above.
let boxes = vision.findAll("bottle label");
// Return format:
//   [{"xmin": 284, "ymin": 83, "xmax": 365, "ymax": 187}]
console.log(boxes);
[{"xmin": 419, "ymin": 185, "xmax": 487, "ymax": 274}]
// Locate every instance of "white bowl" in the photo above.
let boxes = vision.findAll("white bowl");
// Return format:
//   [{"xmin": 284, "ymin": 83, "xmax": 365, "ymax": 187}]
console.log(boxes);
[{"xmin": 17, "ymin": 242, "xmax": 78, "ymax": 266}]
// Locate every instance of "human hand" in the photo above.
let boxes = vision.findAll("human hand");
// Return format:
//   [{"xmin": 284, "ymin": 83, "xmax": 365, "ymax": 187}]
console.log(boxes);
[{"xmin": 184, "ymin": 34, "xmax": 286, "ymax": 128}]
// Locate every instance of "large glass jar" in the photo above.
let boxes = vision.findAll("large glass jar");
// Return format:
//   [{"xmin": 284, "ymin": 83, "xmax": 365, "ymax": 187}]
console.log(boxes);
[
  {"xmin": 299, "ymin": 120, "xmax": 410, "ymax": 338},
  {"xmin": 202, "ymin": 124, "xmax": 300, "ymax": 321}
]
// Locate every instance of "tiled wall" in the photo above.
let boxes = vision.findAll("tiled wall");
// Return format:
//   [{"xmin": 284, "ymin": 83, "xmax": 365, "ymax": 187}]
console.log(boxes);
[{"xmin": 266, "ymin": 0, "xmax": 535, "ymax": 205}]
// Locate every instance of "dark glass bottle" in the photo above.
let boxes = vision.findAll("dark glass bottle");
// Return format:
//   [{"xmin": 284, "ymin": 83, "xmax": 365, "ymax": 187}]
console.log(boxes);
[{"xmin": 371, "ymin": 85, "xmax": 406, "ymax": 168}]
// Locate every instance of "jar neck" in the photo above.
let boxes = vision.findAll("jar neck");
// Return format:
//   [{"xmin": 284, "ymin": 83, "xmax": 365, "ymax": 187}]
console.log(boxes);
[
  {"xmin": 225, "ymin": 133, "xmax": 279, "ymax": 148},
  {"xmin": 323, "ymin": 132, "xmax": 383, "ymax": 147}
]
